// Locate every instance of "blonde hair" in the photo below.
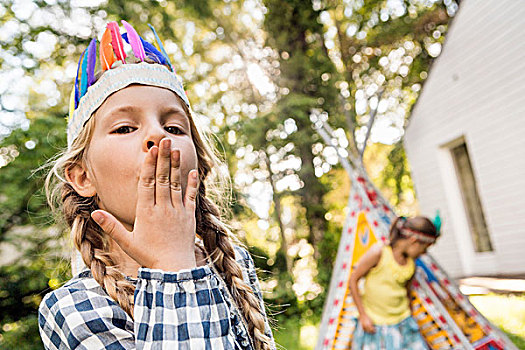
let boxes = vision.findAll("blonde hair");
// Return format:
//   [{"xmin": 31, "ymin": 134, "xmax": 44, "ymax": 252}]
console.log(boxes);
[{"xmin": 45, "ymin": 73, "xmax": 272, "ymax": 349}]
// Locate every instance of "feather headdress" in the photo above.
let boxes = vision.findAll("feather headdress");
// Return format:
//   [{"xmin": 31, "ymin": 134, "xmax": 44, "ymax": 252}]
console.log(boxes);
[
  {"xmin": 107, "ymin": 21, "xmax": 127, "ymax": 63},
  {"xmin": 99, "ymin": 27, "xmax": 116, "ymax": 71},
  {"xmin": 67, "ymin": 21, "xmax": 188, "ymax": 148},
  {"xmin": 121, "ymin": 20, "xmax": 146, "ymax": 61}
]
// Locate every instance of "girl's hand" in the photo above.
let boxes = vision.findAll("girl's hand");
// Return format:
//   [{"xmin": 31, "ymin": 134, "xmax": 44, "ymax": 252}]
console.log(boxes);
[
  {"xmin": 91, "ymin": 138, "xmax": 198, "ymax": 272},
  {"xmin": 360, "ymin": 314, "xmax": 376, "ymax": 334}
]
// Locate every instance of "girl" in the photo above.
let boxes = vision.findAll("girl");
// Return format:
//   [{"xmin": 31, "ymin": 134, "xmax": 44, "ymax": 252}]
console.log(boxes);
[
  {"xmin": 349, "ymin": 216, "xmax": 439, "ymax": 350},
  {"xmin": 38, "ymin": 20, "xmax": 275, "ymax": 350}
]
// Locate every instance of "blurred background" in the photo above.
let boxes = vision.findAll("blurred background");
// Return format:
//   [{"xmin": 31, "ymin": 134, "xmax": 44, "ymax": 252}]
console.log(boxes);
[{"xmin": 0, "ymin": 0, "xmax": 524, "ymax": 349}]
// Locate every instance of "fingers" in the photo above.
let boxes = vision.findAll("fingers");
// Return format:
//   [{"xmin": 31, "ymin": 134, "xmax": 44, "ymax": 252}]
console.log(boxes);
[
  {"xmin": 363, "ymin": 322, "xmax": 376, "ymax": 334},
  {"xmin": 156, "ymin": 139, "xmax": 172, "ymax": 205},
  {"xmin": 91, "ymin": 210, "xmax": 132, "ymax": 252},
  {"xmin": 183, "ymin": 169, "xmax": 199, "ymax": 209},
  {"xmin": 170, "ymin": 149, "xmax": 182, "ymax": 207},
  {"xmin": 138, "ymin": 138, "xmax": 194, "ymax": 210},
  {"xmin": 137, "ymin": 146, "xmax": 158, "ymax": 207}
]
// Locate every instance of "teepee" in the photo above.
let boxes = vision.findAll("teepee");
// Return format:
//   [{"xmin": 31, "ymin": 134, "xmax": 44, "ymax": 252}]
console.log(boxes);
[{"xmin": 313, "ymin": 118, "xmax": 515, "ymax": 350}]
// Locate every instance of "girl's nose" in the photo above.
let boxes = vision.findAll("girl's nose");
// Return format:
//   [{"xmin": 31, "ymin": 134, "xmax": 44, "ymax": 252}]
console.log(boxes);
[
  {"xmin": 143, "ymin": 138, "xmax": 160, "ymax": 152},
  {"xmin": 142, "ymin": 128, "xmax": 166, "ymax": 152}
]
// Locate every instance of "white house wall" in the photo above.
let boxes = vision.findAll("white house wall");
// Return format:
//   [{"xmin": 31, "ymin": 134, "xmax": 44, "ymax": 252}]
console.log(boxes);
[{"xmin": 404, "ymin": 0, "xmax": 525, "ymax": 277}]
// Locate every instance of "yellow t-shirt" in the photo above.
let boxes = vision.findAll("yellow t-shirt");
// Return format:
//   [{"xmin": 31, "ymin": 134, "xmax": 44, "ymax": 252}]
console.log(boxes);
[{"xmin": 361, "ymin": 245, "xmax": 415, "ymax": 325}]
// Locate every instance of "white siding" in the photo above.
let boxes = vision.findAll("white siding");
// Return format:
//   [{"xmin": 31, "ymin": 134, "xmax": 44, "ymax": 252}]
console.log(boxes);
[{"xmin": 404, "ymin": 0, "xmax": 525, "ymax": 277}]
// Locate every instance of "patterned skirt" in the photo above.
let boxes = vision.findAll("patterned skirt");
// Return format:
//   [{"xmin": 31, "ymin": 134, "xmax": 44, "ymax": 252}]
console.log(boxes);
[{"xmin": 351, "ymin": 316, "xmax": 429, "ymax": 350}]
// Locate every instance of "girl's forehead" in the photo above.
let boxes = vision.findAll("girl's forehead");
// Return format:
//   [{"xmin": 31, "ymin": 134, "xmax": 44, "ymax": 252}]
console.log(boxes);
[{"xmin": 96, "ymin": 85, "xmax": 188, "ymax": 120}]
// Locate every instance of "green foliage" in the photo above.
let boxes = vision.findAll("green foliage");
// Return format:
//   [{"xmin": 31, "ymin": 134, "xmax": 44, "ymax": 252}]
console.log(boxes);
[
  {"xmin": 273, "ymin": 317, "xmax": 311, "ymax": 350},
  {"xmin": 263, "ymin": 0, "xmax": 339, "ymax": 254},
  {"xmin": 504, "ymin": 332, "xmax": 525, "ymax": 350},
  {"xmin": 0, "ymin": 234, "xmax": 71, "ymax": 346},
  {"xmin": 250, "ymin": 238, "xmax": 298, "ymax": 316},
  {"xmin": 0, "ymin": 116, "xmax": 66, "ymax": 237},
  {"xmin": 0, "ymin": 115, "xmax": 71, "ymax": 348},
  {"xmin": 381, "ymin": 141, "xmax": 415, "ymax": 207},
  {"xmin": 0, "ymin": 315, "xmax": 43, "ymax": 350},
  {"xmin": 469, "ymin": 294, "xmax": 525, "ymax": 342}
]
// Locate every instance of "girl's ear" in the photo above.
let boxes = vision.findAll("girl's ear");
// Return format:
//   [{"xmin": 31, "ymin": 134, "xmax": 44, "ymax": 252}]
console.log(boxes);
[
  {"xmin": 408, "ymin": 236, "xmax": 418, "ymax": 245},
  {"xmin": 66, "ymin": 163, "xmax": 97, "ymax": 197}
]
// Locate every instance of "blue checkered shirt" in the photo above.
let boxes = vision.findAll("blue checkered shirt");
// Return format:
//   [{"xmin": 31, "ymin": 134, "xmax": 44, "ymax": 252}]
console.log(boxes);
[{"xmin": 38, "ymin": 246, "xmax": 275, "ymax": 349}]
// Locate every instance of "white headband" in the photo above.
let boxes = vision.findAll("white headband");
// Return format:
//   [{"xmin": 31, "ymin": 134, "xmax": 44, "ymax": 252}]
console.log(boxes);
[
  {"xmin": 67, "ymin": 62, "xmax": 189, "ymax": 148},
  {"xmin": 400, "ymin": 227, "xmax": 437, "ymax": 244}
]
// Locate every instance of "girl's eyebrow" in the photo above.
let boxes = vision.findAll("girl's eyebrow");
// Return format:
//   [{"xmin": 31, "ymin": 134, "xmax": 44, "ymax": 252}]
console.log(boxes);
[
  {"xmin": 160, "ymin": 106, "xmax": 186, "ymax": 117},
  {"xmin": 101, "ymin": 105, "xmax": 142, "ymax": 122},
  {"xmin": 160, "ymin": 106, "xmax": 190, "ymax": 126},
  {"xmin": 99, "ymin": 105, "xmax": 189, "ymax": 126}
]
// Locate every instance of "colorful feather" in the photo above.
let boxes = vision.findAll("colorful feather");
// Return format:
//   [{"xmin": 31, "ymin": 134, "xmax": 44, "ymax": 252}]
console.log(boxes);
[
  {"xmin": 107, "ymin": 21, "xmax": 126, "ymax": 63},
  {"xmin": 148, "ymin": 23, "xmax": 173, "ymax": 71},
  {"xmin": 100, "ymin": 27, "xmax": 116, "ymax": 71},
  {"xmin": 74, "ymin": 50, "xmax": 84, "ymax": 109},
  {"xmin": 121, "ymin": 20, "xmax": 146, "ymax": 61},
  {"xmin": 142, "ymin": 40, "xmax": 163, "ymax": 64},
  {"xmin": 433, "ymin": 210, "xmax": 442, "ymax": 236},
  {"xmin": 79, "ymin": 47, "xmax": 89, "ymax": 98},
  {"xmin": 122, "ymin": 33, "xmax": 167, "ymax": 65},
  {"xmin": 86, "ymin": 38, "xmax": 97, "ymax": 86}
]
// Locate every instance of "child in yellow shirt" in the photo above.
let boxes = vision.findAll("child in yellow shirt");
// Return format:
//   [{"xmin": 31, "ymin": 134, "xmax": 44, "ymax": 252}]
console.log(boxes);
[{"xmin": 349, "ymin": 216, "xmax": 439, "ymax": 350}]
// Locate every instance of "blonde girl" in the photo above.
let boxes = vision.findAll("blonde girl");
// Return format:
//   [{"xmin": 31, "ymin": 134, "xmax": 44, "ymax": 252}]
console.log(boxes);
[
  {"xmin": 349, "ymin": 216, "xmax": 439, "ymax": 350},
  {"xmin": 38, "ymin": 20, "xmax": 274, "ymax": 350}
]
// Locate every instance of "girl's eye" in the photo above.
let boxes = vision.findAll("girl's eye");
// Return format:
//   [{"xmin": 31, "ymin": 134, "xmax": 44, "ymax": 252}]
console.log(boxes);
[
  {"xmin": 111, "ymin": 126, "xmax": 183, "ymax": 134},
  {"xmin": 113, "ymin": 126, "xmax": 136, "ymax": 134},
  {"xmin": 165, "ymin": 126, "xmax": 184, "ymax": 135}
]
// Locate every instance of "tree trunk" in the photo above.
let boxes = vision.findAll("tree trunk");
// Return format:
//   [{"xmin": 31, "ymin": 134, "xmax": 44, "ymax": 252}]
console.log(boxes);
[{"xmin": 263, "ymin": 152, "xmax": 293, "ymax": 275}]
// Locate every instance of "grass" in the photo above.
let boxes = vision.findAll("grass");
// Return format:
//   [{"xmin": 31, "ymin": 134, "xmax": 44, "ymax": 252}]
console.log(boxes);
[
  {"xmin": 272, "ymin": 294, "xmax": 525, "ymax": 350},
  {"xmin": 273, "ymin": 317, "xmax": 317, "ymax": 350},
  {"xmin": 504, "ymin": 331, "xmax": 525, "ymax": 349},
  {"xmin": 469, "ymin": 293, "xmax": 525, "ymax": 349}
]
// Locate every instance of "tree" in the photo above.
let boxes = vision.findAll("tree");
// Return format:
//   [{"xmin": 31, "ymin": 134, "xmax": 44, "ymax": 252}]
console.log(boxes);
[{"xmin": 0, "ymin": 115, "xmax": 70, "ymax": 349}]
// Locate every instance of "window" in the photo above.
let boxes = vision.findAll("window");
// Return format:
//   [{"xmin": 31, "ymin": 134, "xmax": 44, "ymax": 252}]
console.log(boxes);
[{"xmin": 450, "ymin": 140, "xmax": 493, "ymax": 252}]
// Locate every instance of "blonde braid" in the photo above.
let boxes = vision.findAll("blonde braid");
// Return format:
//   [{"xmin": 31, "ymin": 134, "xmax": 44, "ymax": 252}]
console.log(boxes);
[
  {"xmin": 196, "ymin": 185, "xmax": 273, "ymax": 350},
  {"xmin": 62, "ymin": 183, "xmax": 136, "ymax": 318}
]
